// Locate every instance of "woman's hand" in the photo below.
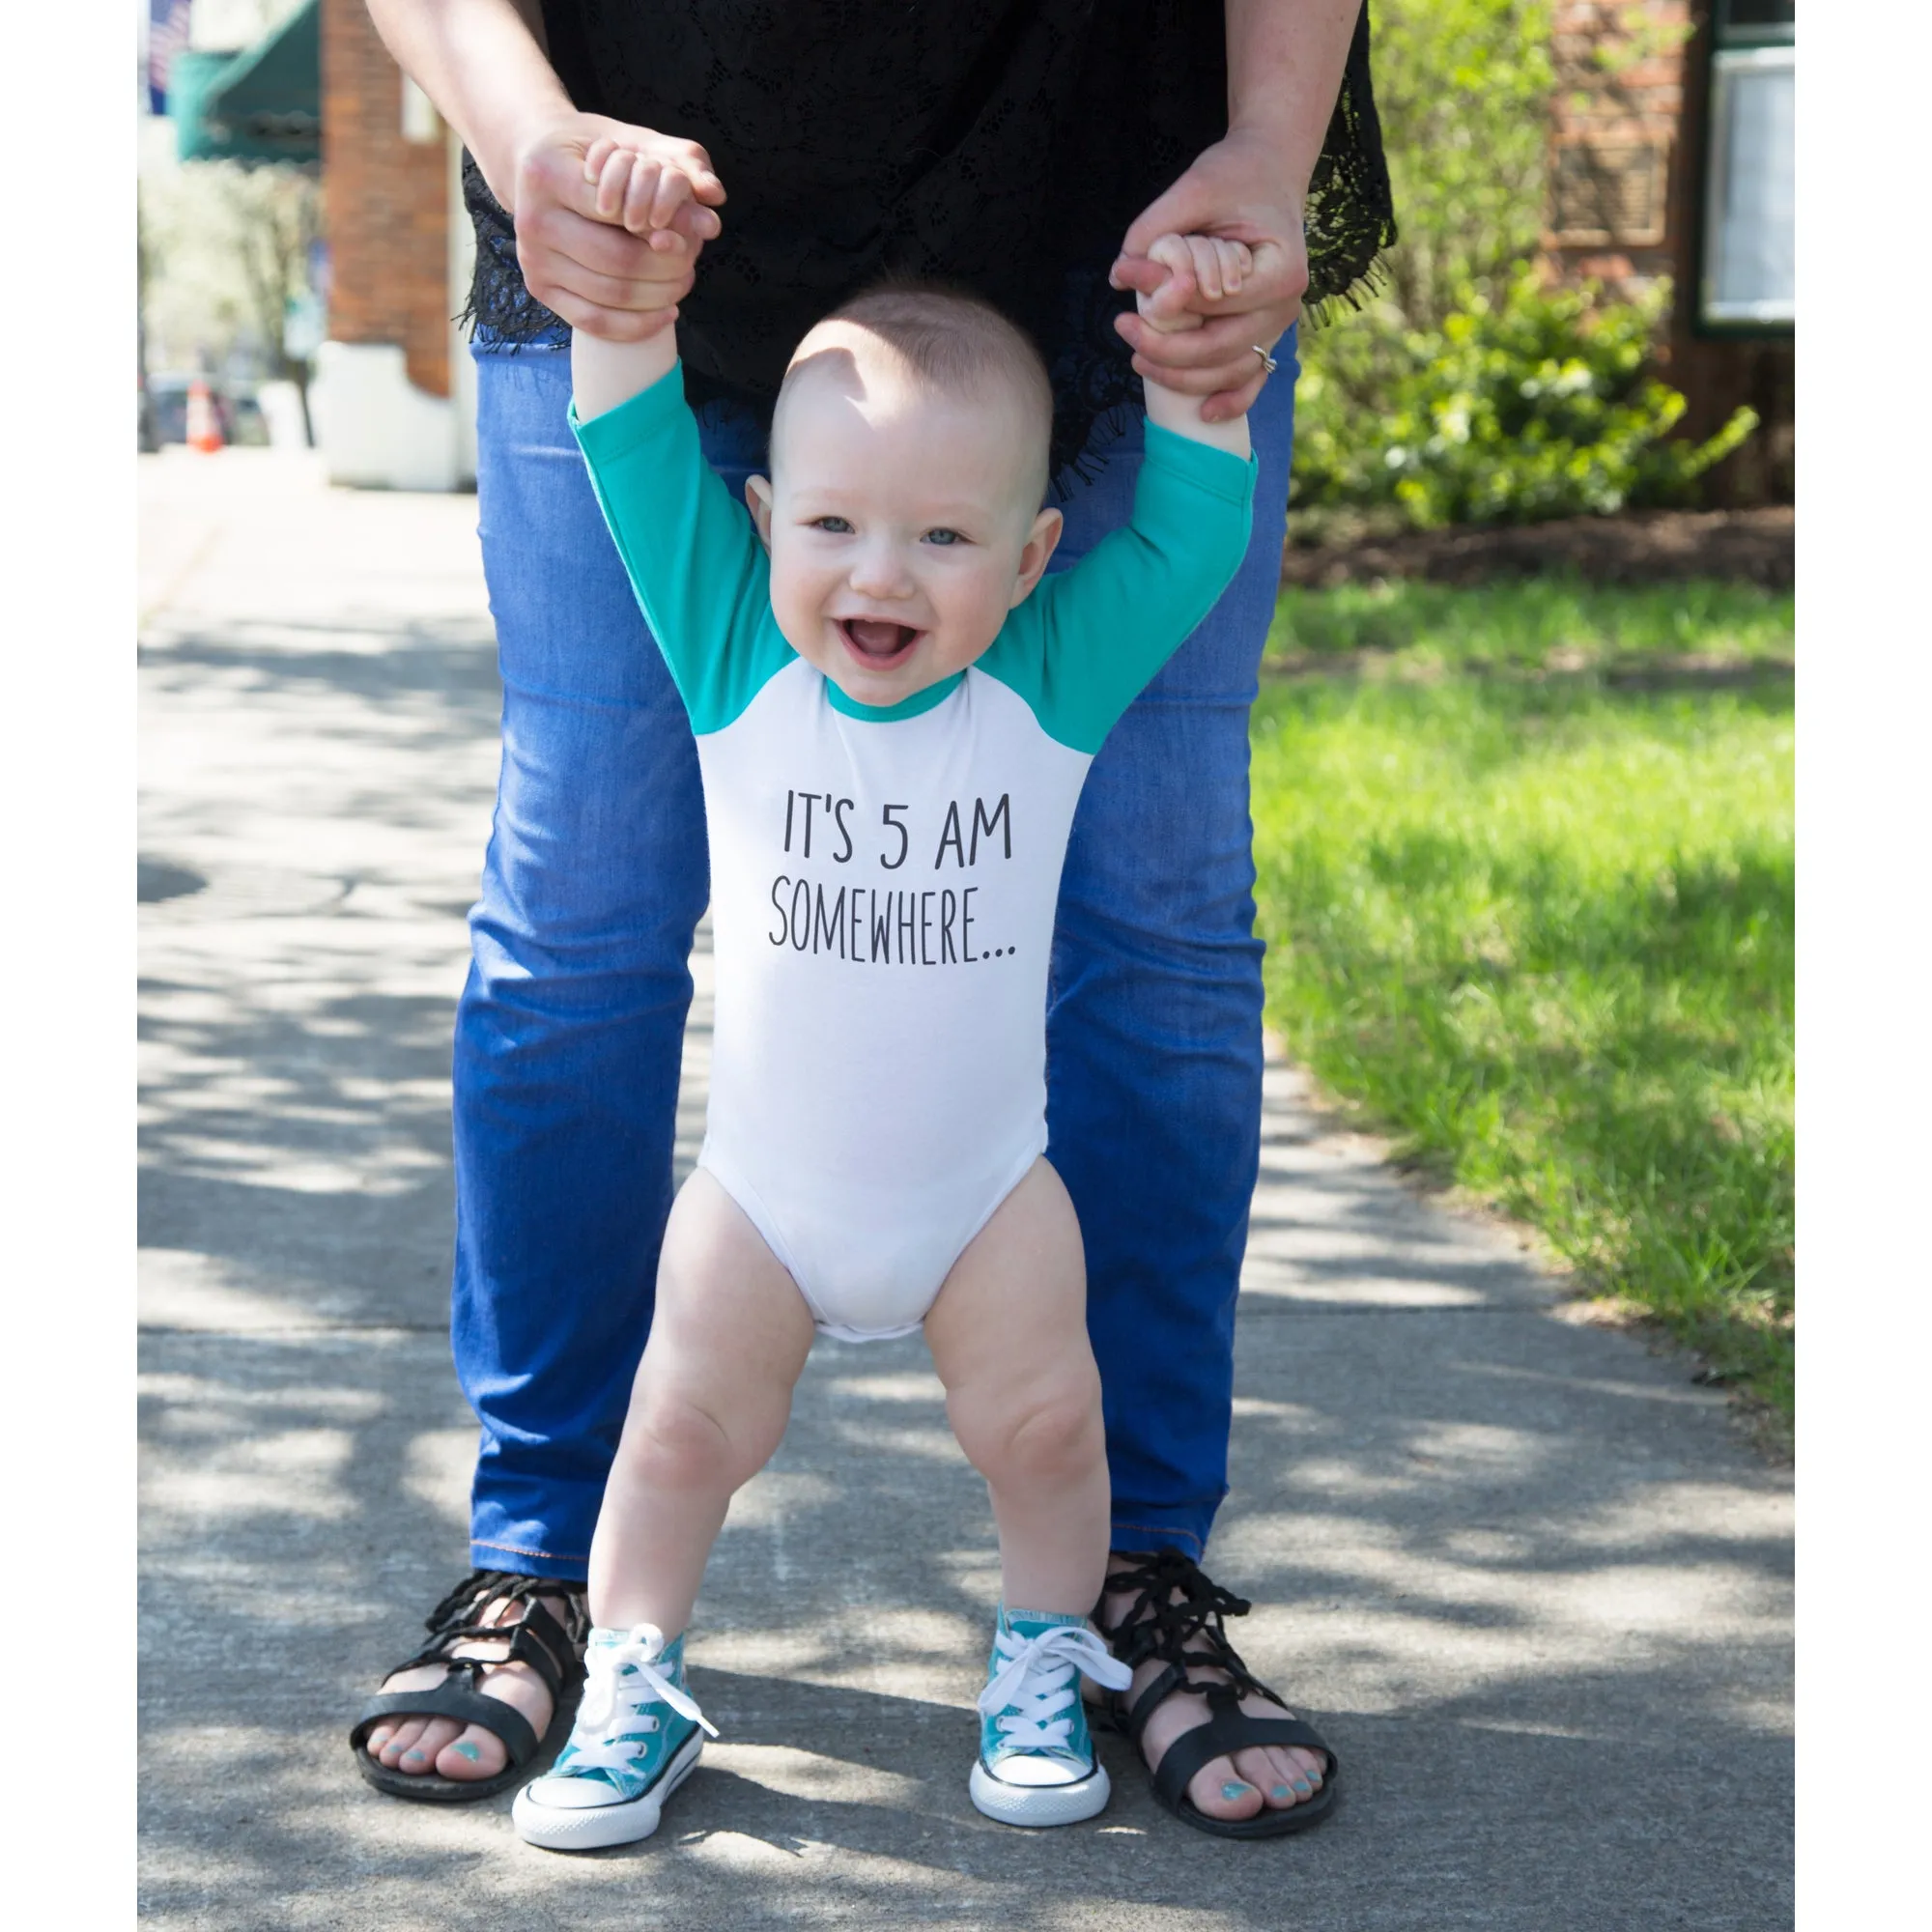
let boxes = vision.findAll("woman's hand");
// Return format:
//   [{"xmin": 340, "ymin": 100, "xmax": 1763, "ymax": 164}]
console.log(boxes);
[
  {"xmin": 1131, "ymin": 235, "xmax": 1257, "ymax": 458},
  {"xmin": 1109, "ymin": 127, "xmax": 1311, "ymax": 422},
  {"xmin": 508, "ymin": 113, "xmax": 726, "ymax": 340}
]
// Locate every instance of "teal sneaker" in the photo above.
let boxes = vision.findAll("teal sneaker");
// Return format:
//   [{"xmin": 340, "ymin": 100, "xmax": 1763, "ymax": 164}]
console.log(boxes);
[
  {"xmin": 512, "ymin": 1623, "xmax": 717, "ymax": 1850},
  {"xmin": 969, "ymin": 1607, "xmax": 1131, "ymax": 1827}
]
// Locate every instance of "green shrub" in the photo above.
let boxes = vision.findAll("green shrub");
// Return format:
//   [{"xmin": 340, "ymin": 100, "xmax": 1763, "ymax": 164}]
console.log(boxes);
[{"xmin": 1294, "ymin": 272, "xmax": 1757, "ymax": 526}]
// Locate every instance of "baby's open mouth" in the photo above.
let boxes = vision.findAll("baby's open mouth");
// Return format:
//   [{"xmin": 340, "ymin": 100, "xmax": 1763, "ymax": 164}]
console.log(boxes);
[{"xmin": 839, "ymin": 618, "xmax": 922, "ymax": 664}]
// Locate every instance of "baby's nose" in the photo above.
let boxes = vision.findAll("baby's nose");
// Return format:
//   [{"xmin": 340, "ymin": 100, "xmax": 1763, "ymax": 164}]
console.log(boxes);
[{"xmin": 846, "ymin": 539, "xmax": 916, "ymax": 597}]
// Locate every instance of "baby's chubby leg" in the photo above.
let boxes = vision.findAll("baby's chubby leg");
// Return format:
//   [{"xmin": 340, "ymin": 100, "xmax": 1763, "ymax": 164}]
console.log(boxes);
[
  {"xmin": 928, "ymin": 1159, "xmax": 1129, "ymax": 1826},
  {"xmin": 588, "ymin": 1170, "xmax": 818, "ymax": 1638},
  {"xmin": 924, "ymin": 1158, "xmax": 1110, "ymax": 1618},
  {"xmin": 515, "ymin": 1173, "xmax": 810, "ymax": 1849}
]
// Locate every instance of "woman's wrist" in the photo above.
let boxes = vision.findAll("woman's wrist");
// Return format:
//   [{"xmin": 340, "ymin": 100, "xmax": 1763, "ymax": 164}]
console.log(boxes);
[
  {"xmin": 1221, "ymin": 0, "xmax": 1360, "ymax": 206},
  {"xmin": 474, "ymin": 89, "xmax": 580, "ymax": 213},
  {"xmin": 1219, "ymin": 117, "xmax": 1318, "ymax": 210},
  {"xmin": 364, "ymin": 0, "xmax": 576, "ymax": 213}
]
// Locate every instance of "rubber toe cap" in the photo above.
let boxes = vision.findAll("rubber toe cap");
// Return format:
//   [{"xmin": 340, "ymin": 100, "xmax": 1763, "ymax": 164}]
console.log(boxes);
[
  {"xmin": 520, "ymin": 1774, "xmax": 624, "ymax": 1810},
  {"xmin": 984, "ymin": 1751, "xmax": 1086, "ymax": 1788}
]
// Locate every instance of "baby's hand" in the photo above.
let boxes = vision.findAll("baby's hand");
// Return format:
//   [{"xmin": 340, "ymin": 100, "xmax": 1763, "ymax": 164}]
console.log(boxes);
[
  {"xmin": 582, "ymin": 134, "xmax": 724, "ymax": 255},
  {"xmin": 1135, "ymin": 233, "xmax": 1256, "ymax": 335}
]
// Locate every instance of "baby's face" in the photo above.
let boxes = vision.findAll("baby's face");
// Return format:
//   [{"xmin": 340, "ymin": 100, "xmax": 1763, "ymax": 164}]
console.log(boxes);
[{"xmin": 746, "ymin": 327, "xmax": 1062, "ymax": 709}]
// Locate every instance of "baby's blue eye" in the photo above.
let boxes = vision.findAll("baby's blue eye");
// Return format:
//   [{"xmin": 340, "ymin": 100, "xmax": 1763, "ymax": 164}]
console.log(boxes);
[
  {"xmin": 811, "ymin": 516, "xmax": 854, "ymax": 534},
  {"xmin": 923, "ymin": 528, "xmax": 964, "ymax": 547}
]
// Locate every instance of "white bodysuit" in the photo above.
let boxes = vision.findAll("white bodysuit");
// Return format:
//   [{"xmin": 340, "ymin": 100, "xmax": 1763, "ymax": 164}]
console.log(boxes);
[{"xmin": 576, "ymin": 365, "xmax": 1254, "ymax": 1340}]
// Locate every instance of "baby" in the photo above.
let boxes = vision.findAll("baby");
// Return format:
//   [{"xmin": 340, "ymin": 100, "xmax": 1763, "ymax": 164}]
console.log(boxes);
[{"xmin": 512, "ymin": 139, "xmax": 1261, "ymax": 1851}]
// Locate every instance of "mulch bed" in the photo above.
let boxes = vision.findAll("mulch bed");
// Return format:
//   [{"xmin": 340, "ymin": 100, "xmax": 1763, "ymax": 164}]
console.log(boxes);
[{"xmin": 1280, "ymin": 507, "xmax": 1794, "ymax": 591}]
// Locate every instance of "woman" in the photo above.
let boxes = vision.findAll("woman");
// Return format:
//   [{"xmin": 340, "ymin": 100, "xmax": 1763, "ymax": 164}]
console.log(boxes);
[{"xmin": 347, "ymin": 0, "xmax": 1393, "ymax": 1837}]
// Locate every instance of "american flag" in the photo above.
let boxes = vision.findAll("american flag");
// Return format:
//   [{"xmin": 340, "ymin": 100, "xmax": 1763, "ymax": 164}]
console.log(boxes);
[{"xmin": 148, "ymin": 0, "xmax": 192, "ymax": 115}]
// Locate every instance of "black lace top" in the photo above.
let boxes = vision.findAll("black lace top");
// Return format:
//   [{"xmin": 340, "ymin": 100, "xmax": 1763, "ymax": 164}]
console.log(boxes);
[{"xmin": 466, "ymin": 1, "xmax": 1395, "ymax": 478}]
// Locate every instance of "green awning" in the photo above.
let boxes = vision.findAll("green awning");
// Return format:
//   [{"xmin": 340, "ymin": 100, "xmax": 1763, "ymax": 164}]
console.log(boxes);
[{"xmin": 174, "ymin": 0, "xmax": 319, "ymax": 165}]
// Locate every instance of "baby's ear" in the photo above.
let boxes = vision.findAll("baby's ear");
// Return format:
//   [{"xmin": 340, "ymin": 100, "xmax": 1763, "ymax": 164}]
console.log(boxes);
[
  {"xmin": 745, "ymin": 474, "xmax": 775, "ymax": 551},
  {"xmin": 1010, "ymin": 506, "xmax": 1065, "ymax": 605}
]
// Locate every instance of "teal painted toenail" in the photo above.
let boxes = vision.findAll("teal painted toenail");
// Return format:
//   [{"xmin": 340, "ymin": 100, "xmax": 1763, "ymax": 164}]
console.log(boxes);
[
  {"xmin": 1294, "ymin": 1777, "xmax": 1315, "ymax": 1794},
  {"xmin": 1272, "ymin": 1784, "xmax": 1293, "ymax": 1800},
  {"xmin": 1221, "ymin": 1781, "xmax": 1250, "ymax": 1802},
  {"xmin": 402, "ymin": 1749, "xmax": 426, "ymax": 1763},
  {"xmin": 452, "ymin": 1743, "xmax": 482, "ymax": 1762}
]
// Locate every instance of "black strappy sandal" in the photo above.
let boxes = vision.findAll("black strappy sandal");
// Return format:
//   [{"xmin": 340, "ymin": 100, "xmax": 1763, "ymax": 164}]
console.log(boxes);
[
  {"xmin": 349, "ymin": 1570, "xmax": 589, "ymax": 1803},
  {"xmin": 1094, "ymin": 1549, "xmax": 1339, "ymax": 1839}
]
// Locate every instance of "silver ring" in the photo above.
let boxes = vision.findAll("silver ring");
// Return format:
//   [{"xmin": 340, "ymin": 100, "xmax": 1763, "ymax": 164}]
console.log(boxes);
[{"xmin": 1252, "ymin": 344, "xmax": 1279, "ymax": 376}]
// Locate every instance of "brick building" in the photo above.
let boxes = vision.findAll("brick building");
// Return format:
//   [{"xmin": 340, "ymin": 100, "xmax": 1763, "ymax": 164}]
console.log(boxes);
[
  {"xmin": 1543, "ymin": 0, "xmax": 1794, "ymax": 501},
  {"xmin": 310, "ymin": 0, "xmax": 474, "ymax": 488}
]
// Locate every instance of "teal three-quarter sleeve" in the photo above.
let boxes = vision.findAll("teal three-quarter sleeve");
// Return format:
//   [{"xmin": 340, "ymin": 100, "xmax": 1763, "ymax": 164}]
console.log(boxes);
[
  {"xmin": 571, "ymin": 362, "xmax": 794, "ymax": 736},
  {"xmin": 980, "ymin": 423, "xmax": 1258, "ymax": 755}
]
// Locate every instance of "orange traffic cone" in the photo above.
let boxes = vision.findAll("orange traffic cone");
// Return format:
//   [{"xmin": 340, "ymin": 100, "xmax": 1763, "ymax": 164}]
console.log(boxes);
[{"xmin": 185, "ymin": 378, "xmax": 224, "ymax": 453}]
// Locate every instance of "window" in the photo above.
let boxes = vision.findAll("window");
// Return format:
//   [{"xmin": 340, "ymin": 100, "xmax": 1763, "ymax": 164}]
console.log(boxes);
[{"xmin": 1700, "ymin": 5, "xmax": 1795, "ymax": 328}]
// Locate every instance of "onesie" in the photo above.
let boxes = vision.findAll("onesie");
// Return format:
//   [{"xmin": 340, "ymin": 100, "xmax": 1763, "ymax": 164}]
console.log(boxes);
[{"xmin": 575, "ymin": 364, "xmax": 1255, "ymax": 1341}]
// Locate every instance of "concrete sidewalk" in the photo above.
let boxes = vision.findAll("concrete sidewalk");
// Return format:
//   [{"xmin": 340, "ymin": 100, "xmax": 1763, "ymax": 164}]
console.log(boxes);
[{"xmin": 138, "ymin": 449, "xmax": 1793, "ymax": 1930}]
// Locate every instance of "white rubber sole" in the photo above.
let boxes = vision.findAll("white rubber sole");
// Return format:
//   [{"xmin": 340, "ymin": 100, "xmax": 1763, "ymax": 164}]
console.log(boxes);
[
  {"xmin": 969, "ymin": 1757, "xmax": 1112, "ymax": 1828},
  {"xmin": 512, "ymin": 1733, "xmax": 704, "ymax": 1851}
]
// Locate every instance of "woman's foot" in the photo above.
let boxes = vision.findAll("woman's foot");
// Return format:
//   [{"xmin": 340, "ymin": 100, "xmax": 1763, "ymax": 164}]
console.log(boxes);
[
  {"xmin": 362, "ymin": 1577, "xmax": 584, "ymax": 1784},
  {"xmin": 1099, "ymin": 1551, "xmax": 1327, "ymax": 1825}
]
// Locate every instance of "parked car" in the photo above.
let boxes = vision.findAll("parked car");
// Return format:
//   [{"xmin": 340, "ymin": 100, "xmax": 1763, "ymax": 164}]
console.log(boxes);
[{"xmin": 141, "ymin": 374, "xmax": 270, "ymax": 449}]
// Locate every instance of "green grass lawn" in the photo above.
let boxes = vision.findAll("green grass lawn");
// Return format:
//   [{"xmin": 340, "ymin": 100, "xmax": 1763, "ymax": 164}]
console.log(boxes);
[{"xmin": 1249, "ymin": 578, "xmax": 1794, "ymax": 1426}]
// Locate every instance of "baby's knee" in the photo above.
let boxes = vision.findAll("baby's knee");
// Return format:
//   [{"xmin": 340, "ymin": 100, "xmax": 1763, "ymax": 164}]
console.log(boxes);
[
  {"xmin": 957, "ymin": 1375, "xmax": 1104, "ymax": 1489},
  {"xmin": 621, "ymin": 1390, "xmax": 758, "ymax": 1492}
]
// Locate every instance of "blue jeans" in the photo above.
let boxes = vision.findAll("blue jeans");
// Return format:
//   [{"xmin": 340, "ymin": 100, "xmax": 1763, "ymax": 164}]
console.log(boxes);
[{"xmin": 455, "ymin": 334, "xmax": 1296, "ymax": 1578}]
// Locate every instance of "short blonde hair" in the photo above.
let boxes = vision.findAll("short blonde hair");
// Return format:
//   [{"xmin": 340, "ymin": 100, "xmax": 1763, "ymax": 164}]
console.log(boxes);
[{"xmin": 778, "ymin": 283, "xmax": 1054, "ymax": 500}]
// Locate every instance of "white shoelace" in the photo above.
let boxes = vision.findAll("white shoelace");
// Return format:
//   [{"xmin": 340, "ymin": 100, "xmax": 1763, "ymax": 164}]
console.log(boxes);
[
  {"xmin": 563, "ymin": 1623, "xmax": 718, "ymax": 1777},
  {"xmin": 976, "ymin": 1624, "xmax": 1131, "ymax": 1752}
]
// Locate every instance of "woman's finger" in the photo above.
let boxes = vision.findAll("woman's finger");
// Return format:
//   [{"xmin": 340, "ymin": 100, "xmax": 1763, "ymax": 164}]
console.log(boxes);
[
  {"xmin": 522, "ymin": 230, "xmax": 693, "ymax": 314},
  {"xmin": 1131, "ymin": 343, "xmax": 1273, "ymax": 401},
  {"xmin": 524, "ymin": 199, "xmax": 687, "ymax": 280},
  {"xmin": 535, "ymin": 243, "xmax": 691, "ymax": 314},
  {"xmin": 1117, "ymin": 306, "xmax": 1287, "ymax": 374},
  {"xmin": 668, "ymin": 136, "xmax": 726, "ymax": 205},
  {"xmin": 668, "ymin": 201, "xmax": 722, "ymax": 244},
  {"xmin": 1126, "ymin": 323, "xmax": 1286, "ymax": 412},
  {"xmin": 1198, "ymin": 372, "xmax": 1270, "ymax": 421},
  {"xmin": 1130, "ymin": 347, "xmax": 1264, "ymax": 398},
  {"xmin": 1109, "ymin": 253, "xmax": 1169, "ymax": 297},
  {"xmin": 541, "ymin": 287, "xmax": 682, "ymax": 342},
  {"xmin": 538, "ymin": 250, "xmax": 694, "ymax": 313}
]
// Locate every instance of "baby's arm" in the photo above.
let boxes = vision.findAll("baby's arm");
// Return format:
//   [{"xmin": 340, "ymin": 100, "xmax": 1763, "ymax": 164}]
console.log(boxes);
[
  {"xmin": 570, "ymin": 139, "xmax": 713, "ymax": 420},
  {"xmin": 1134, "ymin": 235, "xmax": 1256, "ymax": 462}
]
